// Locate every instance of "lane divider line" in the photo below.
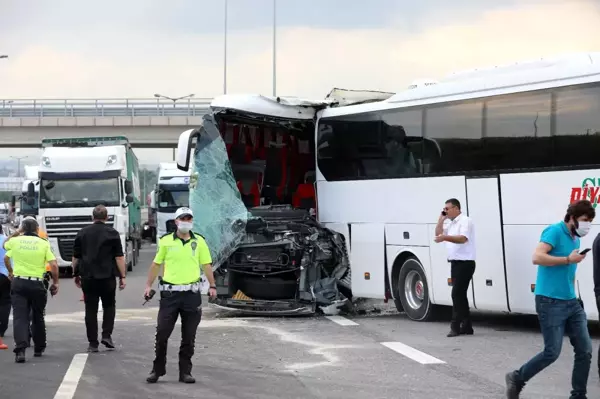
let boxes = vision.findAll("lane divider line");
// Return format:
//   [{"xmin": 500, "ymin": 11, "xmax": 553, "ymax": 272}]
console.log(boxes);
[
  {"xmin": 381, "ymin": 341, "xmax": 445, "ymax": 365},
  {"xmin": 53, "ymin": 353, "xmax": 88, "ymax": 399},
  {"xmin": 325, "ymin": 315, "xmax": 359, "ymax": 326}
]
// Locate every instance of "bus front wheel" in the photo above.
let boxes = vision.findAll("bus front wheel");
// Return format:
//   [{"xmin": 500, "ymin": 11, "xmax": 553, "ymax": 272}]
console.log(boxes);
[{"xmin": 398, "ymin": 256, "xmax": 435, "ymax": 321}]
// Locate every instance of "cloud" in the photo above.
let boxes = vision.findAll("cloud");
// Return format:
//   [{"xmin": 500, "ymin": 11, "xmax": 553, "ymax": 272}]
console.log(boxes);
[{"xmin": 1, "ymin": 1, "xmax": 599, "ymax": 100}]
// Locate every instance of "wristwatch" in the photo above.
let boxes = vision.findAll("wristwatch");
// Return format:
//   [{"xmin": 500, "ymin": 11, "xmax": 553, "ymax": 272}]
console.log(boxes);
[{"xmin": 209, "ymin": 285, "xmax": 216, "ymax": 289}]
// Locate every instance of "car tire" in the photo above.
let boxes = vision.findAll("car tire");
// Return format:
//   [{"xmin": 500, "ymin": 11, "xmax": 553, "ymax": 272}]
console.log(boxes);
[{"xmin": 398, "ymin": 256, "xmax": 436, "ymax": 321}]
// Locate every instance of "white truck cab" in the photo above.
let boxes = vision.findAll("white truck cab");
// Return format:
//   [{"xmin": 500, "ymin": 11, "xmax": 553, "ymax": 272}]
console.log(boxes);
[
  {"xmin": 35, "ymin": 137, "xmax": 142, "ymax": 272},
  {"xmin": 155, "ymin": 162, "xmax": 191, "ymax": 238}
]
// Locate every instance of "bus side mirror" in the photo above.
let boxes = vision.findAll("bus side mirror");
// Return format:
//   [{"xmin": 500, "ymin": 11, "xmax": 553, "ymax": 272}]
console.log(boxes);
[
  {"xmin": 124, "ymin": 180, "xmax": 133, "ymax": 195},
  {"xmin": 27, "ymin": 182, "xmax": 35, "ymax": 197},
  {"xmin": 125, "ymin": 194, "xmax": 133, "ymax": 203},
  {"xmin": 10, "ymin": 196, "xmax": 15, "ymax": 208}
]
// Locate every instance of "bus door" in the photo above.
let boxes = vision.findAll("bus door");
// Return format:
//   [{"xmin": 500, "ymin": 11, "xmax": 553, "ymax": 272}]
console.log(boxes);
[{"xmin": 465, "ymin": 176, "xmax": 509, "ymax": 312}]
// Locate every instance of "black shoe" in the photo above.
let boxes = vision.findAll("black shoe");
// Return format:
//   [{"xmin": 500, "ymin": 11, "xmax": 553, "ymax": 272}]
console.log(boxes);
[
  {"xmin": 505, "ymin": 371, "xmax": 525, "ymax": 398},
  {"xmin": 15, "ymin": 351, "xmax": 25, "ymax": 363},
  {"xmin": 146, "ymin": 370, "xmax": 165, "ymax": 383},
  {"xmin": 34, "ymin": 348, "xmax": 45, "ymax": 357},
  {"xmin": 179, "ymin": 374, "xmax": 196, "ymax": 384},
  {"xmin": 87, "ymin": 345, "xmax": 99, "ymax": 353},
  {"xmin": 101, "ymin": 337, "xmax": 115, "ymax": 350},
  {"xmin": 460, "ymin": 322, "xmax": 474, "ymax": 335}
]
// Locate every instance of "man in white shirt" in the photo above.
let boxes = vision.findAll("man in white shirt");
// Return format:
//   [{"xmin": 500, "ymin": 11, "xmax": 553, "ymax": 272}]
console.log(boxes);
[{"xmin": 434, "ymin": 198, "xmax": 476, "ymax": 337}]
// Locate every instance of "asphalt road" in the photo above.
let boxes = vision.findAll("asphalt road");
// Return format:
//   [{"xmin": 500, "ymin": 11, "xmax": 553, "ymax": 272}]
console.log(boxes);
[{"xmin": 0, "ymin": 241, "xmax": 599, "ymax": 398}]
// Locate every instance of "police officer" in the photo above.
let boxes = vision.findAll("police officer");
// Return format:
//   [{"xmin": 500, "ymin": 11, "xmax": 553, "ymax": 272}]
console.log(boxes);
[
  {"xmin": 3, "ymin": 218, "xmax": 59, "ymax": 363},
  {"xmin": 144, "ymin": 207, "xmax": 217, "ymax": 383}
]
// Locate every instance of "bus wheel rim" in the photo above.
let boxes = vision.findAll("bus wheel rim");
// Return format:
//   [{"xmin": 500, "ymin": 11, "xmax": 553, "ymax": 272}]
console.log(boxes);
[{"xmin": 404, "ymin": 269, "xmax": 424, "ymax": 310}]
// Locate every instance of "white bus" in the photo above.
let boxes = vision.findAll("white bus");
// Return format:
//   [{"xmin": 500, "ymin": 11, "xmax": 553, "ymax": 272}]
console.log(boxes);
[{"xmin": 176, "ymin": 53, "xmax": 600, "ymax": 320}]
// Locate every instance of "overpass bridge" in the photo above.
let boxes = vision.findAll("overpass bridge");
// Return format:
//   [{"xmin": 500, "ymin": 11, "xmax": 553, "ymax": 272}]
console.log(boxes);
[{"xmin": 0, "ymin": 98, "xmax": 212, "ymax": 147}]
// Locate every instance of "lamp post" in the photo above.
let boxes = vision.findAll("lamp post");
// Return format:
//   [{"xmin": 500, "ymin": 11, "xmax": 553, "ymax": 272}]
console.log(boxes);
[
  {"xmin": 272, "ymin": 0, "xmax": 277, "ymax": 97},
  {"xmin": 10, "ymin": 156, "xmax": 28, "ymax": 178},
  {"xmin": 153, "ymin": 93, "xmax": 195, "ymax": 108},
  {"xmin": 224, "ymin": 0, "xmax": 228, "ymax": 94}
]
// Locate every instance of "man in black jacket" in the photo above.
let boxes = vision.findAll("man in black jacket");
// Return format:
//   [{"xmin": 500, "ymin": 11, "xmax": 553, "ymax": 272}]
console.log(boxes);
[
  {"xmin": 592, "ymin": 232, "xmax": 600, "ymax": 377},
  {"xmin": 72, "ymin": 205, "xmax": 127, "ymax": 352}
]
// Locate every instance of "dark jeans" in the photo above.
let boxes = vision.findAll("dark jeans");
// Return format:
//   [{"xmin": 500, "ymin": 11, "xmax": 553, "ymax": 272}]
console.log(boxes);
[
  {"xmin": 596, "ymin": 296, "xmax": 600, "ymax": 374},
  {"xmin": 516, "ymin": 295, "xmax": 592, "ymax": 398},
  {"xmin": 81, "ymin": 277, "xmax": 116, "ymax": 347},
  {"xmin": 0, "ymin": 274, "xmax": 11, "ymax": 337},
  {"xmin": 450, "ymin": 260, "xmax": 476, "ymax": 328},
  {"xmin": 11, "ymin": 278, "xmax": 47, "ymax": 353},
  {"xmin": 152, "ymin": 290, "xmax": 202, "ymax": 376}
]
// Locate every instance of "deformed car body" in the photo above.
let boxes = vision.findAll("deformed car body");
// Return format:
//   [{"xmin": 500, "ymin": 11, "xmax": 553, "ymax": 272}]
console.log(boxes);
[{"xmin": 174, "ymin": 91, "xmax": 392, "ymax": 315}]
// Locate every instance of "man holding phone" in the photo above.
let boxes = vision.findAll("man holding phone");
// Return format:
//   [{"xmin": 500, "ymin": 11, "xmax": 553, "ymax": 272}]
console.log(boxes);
[
  {"xmin": 505, "ymin": 199, "xmax": 594, "ymax": 399},
  {"xmin": 434, "ymin": 198, "xmax": 476, "ymax": 337}
]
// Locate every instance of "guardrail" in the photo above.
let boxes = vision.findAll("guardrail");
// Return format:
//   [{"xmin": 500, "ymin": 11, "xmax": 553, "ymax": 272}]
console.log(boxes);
[{"xmin": 0, "ymin": 98, "xmax": 213, "ymax": 118}]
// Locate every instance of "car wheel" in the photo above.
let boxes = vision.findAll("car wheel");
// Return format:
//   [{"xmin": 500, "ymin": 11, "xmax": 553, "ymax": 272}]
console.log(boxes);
[{"xmin": 398, "ymin": 256, "xmax": 435, "ymax": 321}]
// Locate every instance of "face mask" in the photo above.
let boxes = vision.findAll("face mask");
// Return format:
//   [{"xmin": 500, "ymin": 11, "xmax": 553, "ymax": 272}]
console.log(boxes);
[
  {"xmin": 574, "ymin": 221, "xmax": 591, "ymax": 237},
  {"xmin": 177, "ymin": 222, "xmax": 193, "ymax": 233}
]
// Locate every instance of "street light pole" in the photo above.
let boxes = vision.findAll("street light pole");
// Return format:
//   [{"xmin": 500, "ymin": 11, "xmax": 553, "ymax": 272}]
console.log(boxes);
[
  {"xmin": 153, "ymin": 93, "xmax": 195, "ymax": 108},
  {"xmin": 272, "ymin": 0, "xmax": 277, "ymax": 97},
  {"xmin": 10, "ymin": 156, "xmax": 27, "ymax": 178},
  {"xmin": 224, "ymin": 0, "xmax": 228, "ymax": 94}
]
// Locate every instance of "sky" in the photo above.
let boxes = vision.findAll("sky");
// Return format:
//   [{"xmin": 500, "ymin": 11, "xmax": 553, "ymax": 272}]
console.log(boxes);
[{"xmin": 1, "ymin": 0, "xmax": 600, "ymax": 163}]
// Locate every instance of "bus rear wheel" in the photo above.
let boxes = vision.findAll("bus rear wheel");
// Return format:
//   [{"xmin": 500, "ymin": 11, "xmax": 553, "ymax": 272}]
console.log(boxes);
[{"xmin": 398, "ymin": 256, "xmax": 436, "ymax": 321}]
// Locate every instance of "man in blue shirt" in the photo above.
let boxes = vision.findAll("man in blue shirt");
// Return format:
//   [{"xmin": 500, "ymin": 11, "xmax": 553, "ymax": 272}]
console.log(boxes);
[
  {"xmin": 505, "ymin": 199, "xmax": 594, "ymax": 399},
  {"xmin": 0, "ymin": 230, "xmax": 9, "ymax": 350}
]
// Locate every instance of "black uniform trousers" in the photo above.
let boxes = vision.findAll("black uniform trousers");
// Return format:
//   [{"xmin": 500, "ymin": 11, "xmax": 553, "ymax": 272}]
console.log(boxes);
[
  {"xmin": 0, "ymin": 274, "xmax": 11, "ymax": 338},
  {"xmin": 81, "ymin": 277, "xmax": 117, "ymax": 347},
  {"xmin": 11, "ymin": 277, "xmax": 47, "ymax": 353},
  {"xmin": 152, "ymin": 289, "xmax": 202, "ymax": 376},
  {"xmin": 450, "ymin": 260, "xmax": 476, "ymax": 329}
]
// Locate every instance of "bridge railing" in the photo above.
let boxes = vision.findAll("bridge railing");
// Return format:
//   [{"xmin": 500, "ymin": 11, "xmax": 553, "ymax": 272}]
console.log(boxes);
[{"xmin": 0, "ymin": 98, "xmax": 212, "ymax": 118}]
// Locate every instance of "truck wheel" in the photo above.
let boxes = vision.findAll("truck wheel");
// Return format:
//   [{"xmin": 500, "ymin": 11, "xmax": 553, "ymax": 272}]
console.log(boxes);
[
  {"xmin": 126, "ymin": 242, "xmax": 133, "ymax": 272},
  {"xmin": 398, "ymin": 256, "xmax": 436, "ymax": 321}
]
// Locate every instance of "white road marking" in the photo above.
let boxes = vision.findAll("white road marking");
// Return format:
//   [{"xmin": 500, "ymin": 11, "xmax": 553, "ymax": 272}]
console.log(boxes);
[
  {"xmin": 325, "ymin": 315, "xmax": 358, "ymax": 326},
  {"xmin": 53, "ymin": 353, "xmax": 88, "ymax": 399},
  {"xmin": 381, "ymin": 342, "xmax": 445, "ymax": 365}
]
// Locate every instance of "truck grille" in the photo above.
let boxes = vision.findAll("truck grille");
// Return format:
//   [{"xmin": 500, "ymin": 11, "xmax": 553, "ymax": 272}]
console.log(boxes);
[{"xmin": 45, "ymin": 215, "xmax": 114, "ymax": 261}]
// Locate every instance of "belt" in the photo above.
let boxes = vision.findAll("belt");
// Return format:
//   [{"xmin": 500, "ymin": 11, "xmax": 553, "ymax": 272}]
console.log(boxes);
[
  {"xmin": 15, "ymin": 276, "xmax": 43, "ymax": 282},
  {"xmin": 159, "ymin": 282, "xmax": 201, "ymax": 292}
]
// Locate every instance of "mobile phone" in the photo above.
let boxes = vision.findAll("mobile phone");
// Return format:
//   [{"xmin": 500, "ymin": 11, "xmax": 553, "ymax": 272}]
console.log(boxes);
[
  {"xmin": 579, "ymin": 248, "xmax": 591, "ymax": 255},
  {"xmin": 441, "ymin": 211, "xmax": 447, "ymax": 216}
]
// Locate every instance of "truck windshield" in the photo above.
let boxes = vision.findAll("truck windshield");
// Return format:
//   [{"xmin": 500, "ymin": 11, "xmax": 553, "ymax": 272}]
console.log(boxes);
[
  {"xmin": 157, "ymin": 183, "xmax": 189, "ymax": 211},
  {"xmin": 20, "ymin": 192, "xmax": 39, "ymax": 214},
  {"xmin": 40, "ymin": 178, "xmax": 120, "ymax": 208}
]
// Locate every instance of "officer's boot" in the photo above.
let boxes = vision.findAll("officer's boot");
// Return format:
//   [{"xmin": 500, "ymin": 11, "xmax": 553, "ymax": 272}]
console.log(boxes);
[
  {"xmin": 14, "ymin": 349, "xmax": 25, "ymax": 363},
  {"xmin": 179, "ymin": 373, "xmax": 196, "ymax": 384},
  {"xmin": 146, "ymin": 369, "xmax": 165, "ymax": 383}
]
